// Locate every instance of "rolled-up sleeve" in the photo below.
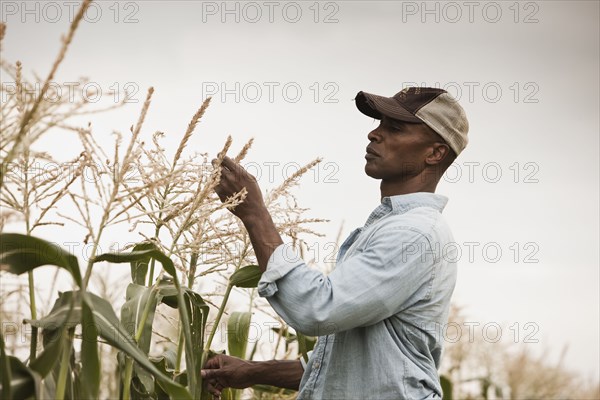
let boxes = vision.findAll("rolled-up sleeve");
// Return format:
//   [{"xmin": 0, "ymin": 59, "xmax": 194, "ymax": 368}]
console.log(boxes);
[
  {"xmin": 258, "ymin": 223, "xmax": 437, "ymax": 336},
  {"xmin": 257, "ymin": 243, "xmax": 305, "ymax": 297}
]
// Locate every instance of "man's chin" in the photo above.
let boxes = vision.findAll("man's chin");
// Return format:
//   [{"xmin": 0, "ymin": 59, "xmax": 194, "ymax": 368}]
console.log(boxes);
[{"xmin": 364, "ymin": 164, "xmax": 383, "ymax": 179}]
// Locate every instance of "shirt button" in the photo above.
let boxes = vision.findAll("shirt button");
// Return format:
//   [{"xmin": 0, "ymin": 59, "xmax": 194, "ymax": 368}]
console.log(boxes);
[{"xmin": 313, "ymin": 362, "xmax": 320, "ymax": 368}]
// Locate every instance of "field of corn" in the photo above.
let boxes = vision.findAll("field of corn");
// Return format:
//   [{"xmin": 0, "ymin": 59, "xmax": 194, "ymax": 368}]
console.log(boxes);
[
  {"xmin": 0, "ymin": 1, "xmax": 323, "ymax": 398},
  {"xmin": 1, "ymin": 1, "xmax": 599, "ymax": 399}
]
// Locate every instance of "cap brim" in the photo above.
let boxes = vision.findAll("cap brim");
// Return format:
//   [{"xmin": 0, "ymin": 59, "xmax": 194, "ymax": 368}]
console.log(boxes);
[{"xmin": 355, "ymin": 91, "xmax": 422, "ymax": 123}]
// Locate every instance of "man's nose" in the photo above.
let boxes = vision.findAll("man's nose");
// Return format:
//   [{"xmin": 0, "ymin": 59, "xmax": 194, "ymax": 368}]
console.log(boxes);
[{"xmin": 368, "ymin": 127, "xmax": 382, "ymax": 142}]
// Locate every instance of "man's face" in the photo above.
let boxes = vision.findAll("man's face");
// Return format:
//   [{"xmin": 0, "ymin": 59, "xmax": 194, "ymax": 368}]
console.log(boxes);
[{"xmin": 364, "ymin": 116, "xmax": 437, "ymax": 181}]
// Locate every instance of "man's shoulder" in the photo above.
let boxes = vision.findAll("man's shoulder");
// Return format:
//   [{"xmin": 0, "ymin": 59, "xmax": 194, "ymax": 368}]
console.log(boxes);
[
  {"xmin": 386, "ymin": 203, "xmax": 448, "ymax": 231},
  {"xmin": 364, "ymin": 204, "xmax": 453, "ymax": 248}
]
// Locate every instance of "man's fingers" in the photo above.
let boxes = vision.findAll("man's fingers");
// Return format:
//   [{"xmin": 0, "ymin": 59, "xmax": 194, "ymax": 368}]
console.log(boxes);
[
  {"xmin": 206, "ymin": 382, "xmax": 221, "ymax": 397},
  {"xmin": 213, "ymin": 186, "xmax": 226, "ymax": 202},
  {"xmin": 212, "ymin": 157, "xmax": 236, "ymax": 173},
  {"xmin": 220, "ymin": 156, "xmax": 241, "ymax": 173},
  {"xmin": 202, "ymin": 373, "xmax": 224, "ymax": 398},
  {"xmin": 201, "ymin": 369, "xmax": 218, "ymax": 379}
]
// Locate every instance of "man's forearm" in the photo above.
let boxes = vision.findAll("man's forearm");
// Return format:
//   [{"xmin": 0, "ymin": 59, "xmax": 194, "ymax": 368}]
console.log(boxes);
[
  {"xmin": 242, "ymin": 208, "xmax": 283, "ymax": 272},
  {"xmin": 249, "ymin": 359, "xmax": 304, "ymax": 390}
]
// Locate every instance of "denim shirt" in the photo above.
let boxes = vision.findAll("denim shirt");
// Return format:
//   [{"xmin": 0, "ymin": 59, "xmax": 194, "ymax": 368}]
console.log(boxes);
[{"xmin": 258, "ymin": 192, "xmax": 457, "ymax": 400}]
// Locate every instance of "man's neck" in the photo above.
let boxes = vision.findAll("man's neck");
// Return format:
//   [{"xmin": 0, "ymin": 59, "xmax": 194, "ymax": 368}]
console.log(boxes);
[{"xmin": 379, "ymin": 177, "xmax": 438, "ymax": 200}]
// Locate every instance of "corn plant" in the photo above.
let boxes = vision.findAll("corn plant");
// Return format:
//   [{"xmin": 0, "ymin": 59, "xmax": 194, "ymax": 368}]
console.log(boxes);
[{"xmin": 0, "ymin": 1, "xmax": 323, "ymax": 398}]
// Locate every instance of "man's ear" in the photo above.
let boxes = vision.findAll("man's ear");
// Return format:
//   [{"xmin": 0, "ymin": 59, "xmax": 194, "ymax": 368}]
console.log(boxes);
[{"xmin": 425, "ymin": 142, "xmax": 450, "ymax": 166}]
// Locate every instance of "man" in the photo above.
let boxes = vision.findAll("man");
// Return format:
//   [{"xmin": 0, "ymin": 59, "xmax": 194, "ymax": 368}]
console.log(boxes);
[{"xmin": 203, "ymin": 87, "xmax": 469, "ymax": 399}]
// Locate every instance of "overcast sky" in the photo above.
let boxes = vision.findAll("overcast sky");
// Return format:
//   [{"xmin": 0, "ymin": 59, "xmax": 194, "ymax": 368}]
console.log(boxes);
[{"xmin": 2, "ymin": 0, "xmax": 599, "ymax": 379}]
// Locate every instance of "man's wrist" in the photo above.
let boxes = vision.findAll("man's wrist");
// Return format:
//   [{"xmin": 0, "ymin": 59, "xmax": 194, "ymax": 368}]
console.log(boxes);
[
  {"xmin": 247, "ymin": 360, "xmax": 276, "ymax": 385},
  {"xmin": 238, "ymin": 206, "xmax": 283, "ymax": 271},
  {"xmin": 240, "ymin": 206, "xmax": 271, "ymax": 228},
  {"xmin": 243, "ymin": 360, "xmax": 260, "ymax": 385},
  {"xmin": 247, "ymin": 359, "xmax": 303, "ymax": 388}
]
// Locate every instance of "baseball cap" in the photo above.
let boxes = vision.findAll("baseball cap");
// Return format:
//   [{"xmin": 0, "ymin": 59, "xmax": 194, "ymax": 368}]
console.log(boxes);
[{"xmin": 355, "ymin": 87, "xmax": 469, "ymax": 155}]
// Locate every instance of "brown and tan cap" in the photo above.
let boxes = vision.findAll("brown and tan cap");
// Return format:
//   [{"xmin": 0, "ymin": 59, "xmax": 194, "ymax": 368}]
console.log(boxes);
[{"xmin": 355, "ymin": 87, "xmax": 469, "ymax": 155}]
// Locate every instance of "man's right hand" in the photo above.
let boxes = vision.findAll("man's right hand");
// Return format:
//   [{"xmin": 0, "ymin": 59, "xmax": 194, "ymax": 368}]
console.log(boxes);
[
  {"xmin": 201, "ymin": 354, "xmax": 255, "ymax": 397},
  {"xmin": 201, "ymin": 354, "xmax": 304, "ymax": 397},
  {"xmin": 213, "ymin": 156, "xmax": 267, "ymax": 221},
  {"xmin": 212, "ymin": 156, "xmax": 284, "ymax": 271}
]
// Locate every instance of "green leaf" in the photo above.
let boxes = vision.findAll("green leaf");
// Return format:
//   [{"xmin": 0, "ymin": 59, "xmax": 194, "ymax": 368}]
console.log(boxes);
[
  {"xmin": 0, "ymin": 233, "xmax": 82, "ymax": 287},
  {"xmin": 26, "ymin": 293, "xmax": 78, "ymax": 399},
  {"xmin": 84, "ymin": 292, "xmax": 192, "ymax": 400},
  {"xmin": 28, "ymin": 292, "xmax": 78, "ymax": 378},
  {"xmin": 0, "ymin": 355, "xmax": 42, "ymax": 399},
  {"xmin": 93, "ymin": 246, "xmax": 176, "ymax": 278},
  {"xmin": 94, "ymin": 246, "xmax": 199, "ymax": 396},
  {"xmin": 271, "ymin": 327, "xmax": 297, "ymax": 344},
  {"xmin": 129, "ymin": 242, "xmax": 155, "ymax": 285},
  {"xmin": 227, "ymin": 312, "xmax": 251, "ymax": 400},
  {"xmin": 159, "ymin": 281, "xmax": 209, "ymax": 399},
  {"xmin": 79, "ymin": 297, "xmax": 100, "ymax": 399},
  {"xmin": 184, "ymin": 290, "xmax": 208, "ymax": 399},
  {"xmin": 122, "ymin": 280, "xmax": 199, "ymax": 398},
  {"xmin": 440, "ymin": 374, "xmax": 453, "ymax": 400},
  {"xmin": 121, "ymin": 283, "xmax": 160, "ymax": 395},
  {"xmin": 149, "ymin": 347, "xmax": 178, "ymax": 374},
  {"xmin": 123, "ymin": 283, "xmax": 160, "ymax": 354},
  {"xmin": 227, "ymin": 312, "xmax": 251, "ymax": 360},
  {"xmin": 54, "ymin": 328, "xmax": 75, "ymax": 400},
  {"xmin": 297, "ymin": 332, "xmax": 316, "ymax": 363},
  {"xmin": 220, "ymin": 388, "xmax": 234, "ymax": 400},
  {"xmin": 155, "ymin": 278, "xmax": 178, "ymax": 307},
  {"xmin": 150, "ymin": 347, "xmax": 177, "ymax": 400},
  {"xmin": 32, "ymin": 329, "xmax": 69, "ymax": 397},
  {"xmin": 130, "ymin": 375, "xmax": 153, "ymax": 400},
  {"xmin": 25, "ymin": 291, "xmax": 81, "ymax": 331},
  {"xmin": 229, "ymin": 265, "xmax": 262, "ymax": 288},
  {"xmin": 0, "ymin": 332, "xmax": 12, "ymax": 400},
  {"xmin": 41, "ymin": 371, "xmax": 57, "ymax": 399}
]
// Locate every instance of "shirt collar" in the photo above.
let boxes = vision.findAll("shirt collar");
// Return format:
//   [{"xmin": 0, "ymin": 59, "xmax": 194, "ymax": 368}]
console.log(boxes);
[
  {"xmin": 386, "ymin": 192, "xmax": 448, "ymax": 214},
  {"xmin": 364, "ymin": 192, "xmax": 448, "ymax": 228}
]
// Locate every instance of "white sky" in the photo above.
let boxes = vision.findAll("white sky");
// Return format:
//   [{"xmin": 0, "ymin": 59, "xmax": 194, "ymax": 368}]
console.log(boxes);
[{"xmin": 2, "ymin": 0, "xmax": 599, "ymax": 379}]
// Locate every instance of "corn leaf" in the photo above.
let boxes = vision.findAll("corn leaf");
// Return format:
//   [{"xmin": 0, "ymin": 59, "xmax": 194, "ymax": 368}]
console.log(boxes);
[
  {"xmin": 149, "ymin": 347, "xmax": 177, "ymax": 374},
  {"xmin": 221, "ymin": 388, "xmax": 234, "ymax": 400},
  {"xmin": 159, "ymin": 280, "xmax": 209, "ymax": 399},
  {"xmin": 271, "ymin": 326, "xmax": 296, "ymax": 343},
  {"xmin": 229, "ymin": 265, "xmax": 262, "ymax": 288},
  {"xmin": 121, "ymin": 283, "xmax": 160, "ymax": 395},
  {"xmin": 25, "ymin": 291, "xmax": 80, "ymax": 331},
  {"xmin": 122, "ymin": 284, "xmax": 159, "ymax": 354},
  {"xmin": 150, "ymin": 348, "xmax": 177, "ymax": 400},
  {"xmin": 129, "ymin": 242, "xmax": 155, "ymax": 286},
  {"xmin": 227, "ymin": 312, "xmax": 251, "ymax": 400},
  {"xmin": 227, "ymin": 312, "xmax": 251, "ymax": 360},
  {"xmin": 28, "ymin": 291, "xmax": 78, "ymax": 378},
  {"xmin": 93, "ymin": 246, "xmax": 177, "ymax": 278},
  {"xmin": 0, "ymin": 355, "xmax": 41, "ymax": 400},
  {"xmin": 0, "ymin": 233, "xmax": 82, "ymax": 287},
  {"xmin": 79, "ymin": 296, "xmax": 100, "ymax": 399},
  {"xmin": 84, "ymin": 292, "xmax": 192, "ymax": 400},
  {"xmin": 1, "ymin": 333, "xmax": 12, "ymax": 399},
  {"xmin": 28, "ymin": 290, "xmax": 191, "ymax": 399},
  {"xmin": 296, "ymin": 332, "xmax": 316, "ymax": 363},
  {"xmin": 441, "ymin": 374, "xmax": 453, "ymax": 400},
  {"xmin": 94, "ymin": 247, "xmax": 200, "ymax": 396}
]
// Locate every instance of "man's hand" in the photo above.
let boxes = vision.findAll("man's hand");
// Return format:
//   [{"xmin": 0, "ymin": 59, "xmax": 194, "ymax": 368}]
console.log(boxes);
[
  {"xmin": 201, "ymin": 354, "xmax": 255, "ymax": 398},
  {"xmin": 201, "ymin": 354, "xmax": 304, "ymax": 397},
  {"xmin": 212, "ymin": 156, "xmax": 283, "ymax": 271},
  {"xmin": 213, "ymin": 156, "xmax": 266, "ymax": 221}
]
